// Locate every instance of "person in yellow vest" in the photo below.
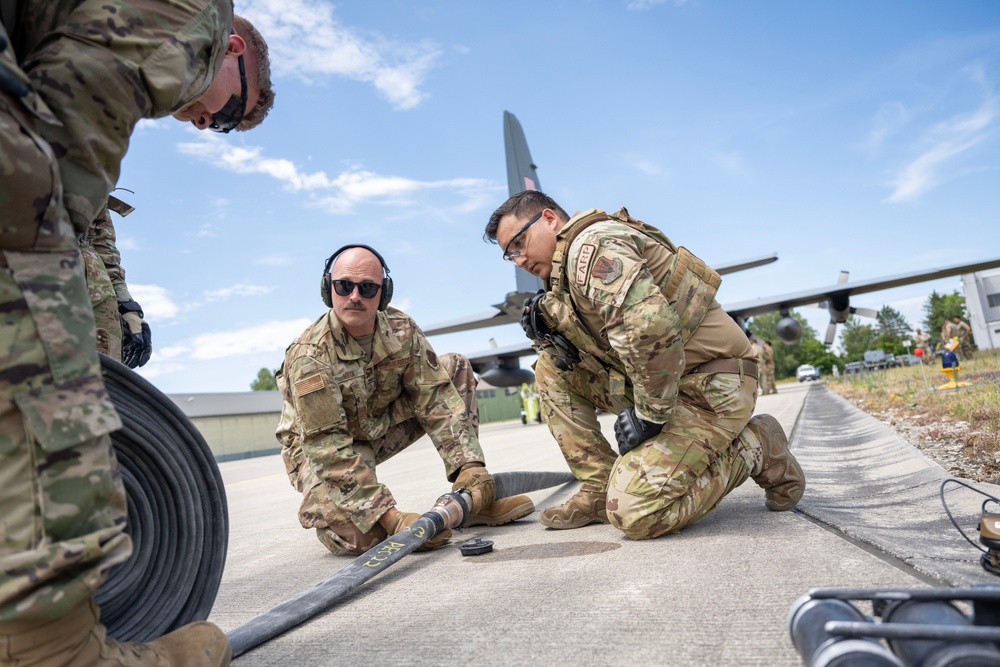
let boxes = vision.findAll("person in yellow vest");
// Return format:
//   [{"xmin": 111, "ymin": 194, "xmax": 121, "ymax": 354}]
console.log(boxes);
[{"xmin": 483, "ymin": 191, "xmax": 805, "ymax": 538}]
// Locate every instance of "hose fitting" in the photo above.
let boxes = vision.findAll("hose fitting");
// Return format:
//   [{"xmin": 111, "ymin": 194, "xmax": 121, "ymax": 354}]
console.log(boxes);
[{"xmin": 431, "ymin": 491, "xmax": 470, "ymax": 529}]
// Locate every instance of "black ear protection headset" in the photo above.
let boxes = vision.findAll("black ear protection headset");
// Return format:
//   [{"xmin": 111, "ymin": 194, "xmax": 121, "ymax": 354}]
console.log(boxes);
[{"xmin": 320, "ymin": 244, "xmax": 394, "ymax": 311}]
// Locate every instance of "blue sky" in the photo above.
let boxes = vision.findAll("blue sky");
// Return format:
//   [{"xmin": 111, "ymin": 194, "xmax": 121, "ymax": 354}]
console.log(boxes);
[{"xmin": 117, "ymin": 0, "xmax": 1000, "ymax": 393}]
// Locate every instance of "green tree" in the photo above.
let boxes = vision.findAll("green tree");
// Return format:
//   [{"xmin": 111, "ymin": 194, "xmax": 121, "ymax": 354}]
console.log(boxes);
[
  {"xmin": 923, "ymin": 290, "xmax": 973, "ymax": 349},
  {"xmin": 839, "ymin": 316, "xmax": 878, "ymax": 362},
  {"xmin": 797, "ymin": 338, "xmax": 844, "ymax": 375},
  {"xmin": 251, "ymin": 367, "xmax": 279, "ymax": 391},
  {"xmin": 875, "ymin": 305, "xmax": 912, "ymax": 355},
  {"xmin": 749, "ymin": 310, "xmax": 818, "ymax": 379}
]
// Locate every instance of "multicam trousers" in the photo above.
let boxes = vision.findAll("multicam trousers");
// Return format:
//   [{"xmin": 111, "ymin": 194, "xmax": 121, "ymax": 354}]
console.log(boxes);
[
  {"xmin": 534, "ymin": 352, "xmax": 761, "ymax": 539},
  {"xmin": 314, "ymin": 353, "xmax": 480, "ymax": 555}
]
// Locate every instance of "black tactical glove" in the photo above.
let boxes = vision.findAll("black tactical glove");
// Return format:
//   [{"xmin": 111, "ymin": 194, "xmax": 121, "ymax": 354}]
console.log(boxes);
[
  {"xmin": 119, "ymin": 300, "xmax": 152, "ymax": 368},
  {"xmin": 521, "ymin": 290, "xmax": 580, "ymax": 371},
  {"xmin": 614, "ymin": 407, "xmax": 664, "ymax": 456},
  {"xmin": 520, "ymin": 290, "xmax": 548, "ymax": 342}
]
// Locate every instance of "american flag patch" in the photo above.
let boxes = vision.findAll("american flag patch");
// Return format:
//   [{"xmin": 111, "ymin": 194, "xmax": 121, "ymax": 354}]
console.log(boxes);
[{"xmin": 294, "ymin": 374, "xmax": 325, "ymax": 396}]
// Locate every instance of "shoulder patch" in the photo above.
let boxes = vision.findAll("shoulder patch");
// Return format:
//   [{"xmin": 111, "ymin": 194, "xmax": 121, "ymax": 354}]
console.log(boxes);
[
  {"xmin": 592, "ymin": 255, "xmax": 623, "ymax": 285},
  {"xmin": 426, "ymin": 349, "xmax": 439, "ymax": 369},
  {"xmin": 575, "ymin": 243, "xmax": 596, "ymax": 285},
  {"xmin": 294, "ymin": 373, "xmax": 325, "ymax": 396}
]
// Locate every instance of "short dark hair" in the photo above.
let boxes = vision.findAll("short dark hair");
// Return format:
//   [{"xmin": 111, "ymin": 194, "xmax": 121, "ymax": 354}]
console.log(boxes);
[
  {"xmin": 233, "ymin": 15, "xmax": 275, "ymax": 131},
  {"xmin": 483, "ymin": 191, "xmax": 570, "ymax": 244}
]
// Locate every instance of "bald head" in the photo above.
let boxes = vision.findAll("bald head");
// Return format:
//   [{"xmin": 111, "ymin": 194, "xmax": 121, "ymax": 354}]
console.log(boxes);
[{"xmin": 328, "ymin": 247, "xmax": 386, "ymax": 338}]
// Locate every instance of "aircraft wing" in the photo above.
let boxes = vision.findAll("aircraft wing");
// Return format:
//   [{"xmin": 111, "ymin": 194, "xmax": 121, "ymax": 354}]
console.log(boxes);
[
  {"xmin": 726, "ymin": 256, "xmax": 1000, "ymax": 345},
  {"xmin": 725, "ymin": 257, "xmax": 1000, "ymax": 319},
  {"xmin": 715, "ymin": 253, "xmax": 778, "ymax": 276}
]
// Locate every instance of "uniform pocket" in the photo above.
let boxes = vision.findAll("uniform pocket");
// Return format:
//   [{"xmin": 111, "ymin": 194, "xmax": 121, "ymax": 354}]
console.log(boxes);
[
  {"xmin": 292, "ymin": 369, "xmax": 344, "ymax": 437},
  {"xmin": 15, "ymin": 375, "xmax": 121, "ymax": 454}
]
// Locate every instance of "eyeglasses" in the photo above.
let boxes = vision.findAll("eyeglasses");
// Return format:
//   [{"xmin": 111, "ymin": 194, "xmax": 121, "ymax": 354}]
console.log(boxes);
[
  {"xmin": 332, "ymin": 279, "xmax": 383, "ymax": 299},
  {"xmin": 209, "ymin": 54, "xmax": 247, "ymax": 133},
  {"xmin": 502, "ymin": 211, "xmax": 544, "ymax": 262}
]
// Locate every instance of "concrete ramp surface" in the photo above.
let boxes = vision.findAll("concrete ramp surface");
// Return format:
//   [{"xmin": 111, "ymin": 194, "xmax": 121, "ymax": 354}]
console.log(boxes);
[{"xmin": 212, "ymin": 382, "xmax": 1000, "ymax": 666}]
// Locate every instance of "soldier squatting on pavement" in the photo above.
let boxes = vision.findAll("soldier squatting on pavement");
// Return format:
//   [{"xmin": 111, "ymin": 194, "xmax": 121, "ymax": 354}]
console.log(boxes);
[
  {"xmin": 276, "ymin": 245, "xmax": 535, "ymax": 557},
  {"xmin": 0, "ymin": 2, "xmax": 274, "ymax": 665},
  {"xmin": 484, "ymin": 191, "xmax": 806, "ymax": 539}
]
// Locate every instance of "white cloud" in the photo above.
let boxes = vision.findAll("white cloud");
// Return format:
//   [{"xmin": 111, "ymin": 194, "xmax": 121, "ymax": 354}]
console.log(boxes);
[
  {"xmin": 884, "ymin": 94, "xmax": 998, "ymax": 203},
  {"xmin": 204, "ymin": 284, "xmax": 273, "ymax": 301},
  {"xmin": 240, "ymin": 0, "xmax": 441, "ymax": 109},
  {"xmin": 188, "ymin": 318, "xmax": 313, "ymax": 360},
  {"xmin": 177, "ymin": 133, "xmax": 493, "ymax": 214},
  {"xmin": 867, "ymin": 102, "xmax": 909, "ymax": 150},
  {"xmin": 129, "ymin": 284, "xmax": 180, "ymax": 320}
]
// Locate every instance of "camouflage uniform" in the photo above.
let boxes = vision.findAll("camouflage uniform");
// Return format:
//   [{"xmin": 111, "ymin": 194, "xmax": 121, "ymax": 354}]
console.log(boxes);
[
  {"xmin": 0, "ymin": 0, "xmax": 232, "ymax": 624},
  {"xmin": 913, "ymin": 330, "xmax": 931, "ymax": 361},
  {"xmin": 762, "ymin": 343, "xmax": 777, "ymax": 394},
  {"xmin": 80, "ymin": 202, "xmax": 135, "ymax": 360},
  {"xmin": 752, "ymin": 340, "xmax": 771, "ymax": 394},
  {"xmin": 533, "ymin": 208, "xmax": 764, "ymax": 539},
  {"xmin": 276, "ymin": 307, "xmax": 486, "ymax": 555},
  {"xmin": 942, "ymin": 319, "xmax": 973, "ymax": 359}
]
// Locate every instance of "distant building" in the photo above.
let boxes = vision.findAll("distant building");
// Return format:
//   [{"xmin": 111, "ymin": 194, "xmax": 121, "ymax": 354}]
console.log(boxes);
[
  {"xmin": 169, "ymin": 381, "xmax": 525, "ymax": 462},
  {"xmin": 168, "ymin": 391, "xmax": 282, "ymax": 462},
  {"xmin": 962, "ymin": 269, "xmax": 1000, "ymax": 350}
]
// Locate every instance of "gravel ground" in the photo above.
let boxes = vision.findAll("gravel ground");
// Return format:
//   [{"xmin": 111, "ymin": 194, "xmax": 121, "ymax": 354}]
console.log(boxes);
[{"xmin": 863, "ymin": 404, "xmax": 1000, "ymax": 485}]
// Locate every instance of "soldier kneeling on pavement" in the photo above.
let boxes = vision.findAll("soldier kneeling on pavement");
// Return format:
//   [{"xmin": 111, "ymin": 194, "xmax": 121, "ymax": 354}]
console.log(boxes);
[
  {"xmin": 276, "ymin": 245, "xmax": 534, "ymax": 555},
  {"xmin": 484, "ymin": 191, "xmax": 806, "ymax": 539}
]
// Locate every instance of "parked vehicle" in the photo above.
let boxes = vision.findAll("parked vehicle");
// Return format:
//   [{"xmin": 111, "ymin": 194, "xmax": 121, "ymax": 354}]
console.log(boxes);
[
  {"xmin": 844, "ymin": 361, "xmax": 867, "ymax": 375},
  {"xmin": 896, "ymin": 353, "xmax": 920, "ymax": 366},
  {"xmin": 863, "ymin": 350, "xmax": 891, "ymax": 371},
  {"xmin": 796, "ymin": 364, "xmax": 821, "ymax": 382}
]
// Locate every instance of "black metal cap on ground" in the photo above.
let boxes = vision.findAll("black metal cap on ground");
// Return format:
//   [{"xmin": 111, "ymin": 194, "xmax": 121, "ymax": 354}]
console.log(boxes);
[{"xmin": 460, "ymin": 538, "xmax": 494, "ymax": 556}]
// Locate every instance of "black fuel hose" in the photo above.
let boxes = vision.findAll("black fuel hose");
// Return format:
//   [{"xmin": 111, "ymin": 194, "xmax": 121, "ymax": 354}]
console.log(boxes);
[
  {"xmin": 227, "ymin": 497, "xmax": 460, "ymax": 658},
  {"xmin": 95, "ymin": 354, "xmax": 229, "ymax": 642},
  {"xmin": 227, "ymin": 470, "xmax": 577, "ymax": 658}
]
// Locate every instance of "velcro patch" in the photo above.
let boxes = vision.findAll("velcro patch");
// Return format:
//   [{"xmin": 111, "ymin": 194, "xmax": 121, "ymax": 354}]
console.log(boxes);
[
  {"xmin": 294, "ymin": 373, "xmax": 325, "ymax": 396},
  {"xmin": 592, "ymin": 256, "xmax": 623, "ymax": 285},
  {"xmin": 426, "ymin": 349, "xmax": 439, "ymax": 369},
  {"xmin": 575, "ymin": 243, "xmax": 596, "ymax": 284}
]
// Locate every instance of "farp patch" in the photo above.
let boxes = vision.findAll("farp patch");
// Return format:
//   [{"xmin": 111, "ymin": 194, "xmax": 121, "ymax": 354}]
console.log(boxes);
[
  {"xmin": 575, "ymin": 243, "xmax": 596, "ymax": 285},
  {"xmin": 591, "ymin": 256, "xmax": 623, "ymax": 285}
]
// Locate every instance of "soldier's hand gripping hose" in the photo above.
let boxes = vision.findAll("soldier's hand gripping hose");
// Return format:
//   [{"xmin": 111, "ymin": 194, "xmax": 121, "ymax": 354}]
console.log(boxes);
[
  {"xmin": 614, "ymin": 407, "xmax": 664, "ymax": 456},
  {"xmin": 452, "ymin": 464, "xmax": 496, "ymax": 517}
]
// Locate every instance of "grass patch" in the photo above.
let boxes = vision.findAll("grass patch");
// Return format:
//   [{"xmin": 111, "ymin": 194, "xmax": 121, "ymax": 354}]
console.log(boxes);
[{"xmin": 826, "ymin": 349, "xmax": 1000, "ymax": 481}]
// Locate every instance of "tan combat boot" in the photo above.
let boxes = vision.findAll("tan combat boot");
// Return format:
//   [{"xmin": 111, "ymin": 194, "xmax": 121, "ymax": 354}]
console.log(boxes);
[
  {"xmin": 539, "ymin": 490, "xmax": 610, "ymax": 529},
  {"xmin": 746, "ymin": 414, "xmax": 805, "ymax": 511},
  {"xmin": 0, "ymin": 597, "xmax": 231, "ymax": 666},
  {"xmin": 466, "ymin": 494, "xmax": 535, "ymax": 527}
]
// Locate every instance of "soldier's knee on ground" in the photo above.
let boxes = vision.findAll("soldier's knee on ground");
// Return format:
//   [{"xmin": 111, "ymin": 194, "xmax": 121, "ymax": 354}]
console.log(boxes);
[
  {"xmin": 605, "ymin": 489, "xmax": 689, "ymax": 540},
  {"xmin": 316, "ymin": 522, "xmax": 387, "ymax": 556}
]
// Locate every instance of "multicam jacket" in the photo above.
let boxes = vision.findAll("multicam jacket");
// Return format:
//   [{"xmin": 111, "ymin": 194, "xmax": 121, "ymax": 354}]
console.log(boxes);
[
  {"xmin": 275, "ymin": 307, "xmax": 483, "ymax": 532},
  {"xmin": 537, "ymin": 207, "xmax": 728, "ymax": 424}
]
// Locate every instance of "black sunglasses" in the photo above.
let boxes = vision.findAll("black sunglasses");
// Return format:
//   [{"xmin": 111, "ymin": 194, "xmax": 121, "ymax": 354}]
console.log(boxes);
[
  {"xmin": 209, "ymin": 53, "xmax": 247, "ymax": 133},
  {"xmin": 332, "ymin": 279, "xmax": 383, "ymax": 299}
]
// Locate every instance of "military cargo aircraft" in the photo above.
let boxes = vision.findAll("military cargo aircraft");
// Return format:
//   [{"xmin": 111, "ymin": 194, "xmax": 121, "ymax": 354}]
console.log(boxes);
[{"xmin": 423, "ymin": 112, "xmax": 1000, "ymax": 386}]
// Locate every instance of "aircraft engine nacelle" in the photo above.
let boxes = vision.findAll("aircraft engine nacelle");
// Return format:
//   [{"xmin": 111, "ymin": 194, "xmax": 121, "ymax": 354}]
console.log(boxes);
[
  {"xmin": 775, "ymin": 317, "xmax": 803, "ymax": 345},
  {"xmin": 478, "ymin": 363, "xmax": 535, "ymax": 387}
]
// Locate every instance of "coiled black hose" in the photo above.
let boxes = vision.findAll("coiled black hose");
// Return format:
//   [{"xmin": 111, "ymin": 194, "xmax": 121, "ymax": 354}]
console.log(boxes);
[{"xmin": 95, "ymin": 354, "xmax": 229, "ymax": 642}]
